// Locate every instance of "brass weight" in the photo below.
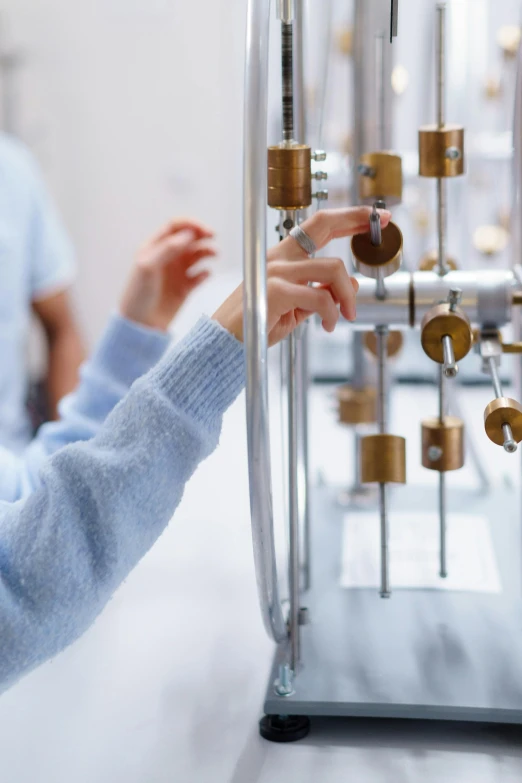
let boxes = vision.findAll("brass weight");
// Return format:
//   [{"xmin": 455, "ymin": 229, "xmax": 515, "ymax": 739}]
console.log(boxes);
[
  {"xmin": 358, "ymin": 152, "xmax": 403, "ymax": 205},
  {"xmin": 419, "ymin": 125, "xmax": 465, "ymax": 178},
  {"xmin": 337, "ymin": 385, "xmax": 377, "ymax": 425},
  {"xmin": 267, "ymin": 144, "xmax": 312, "ymax": 210},
  {"xmin": 484, "ymin": 398, "xmax": 522, "ymax": 447},
  {"xmin": 351, "ymin": 221, "xmax": 403, "ymax": 280},
  {"xmin": 364, "ymin": 330, "xmax": 404, "ymax": 359},
  {"xmin": 421, "ymin": 303, "xmax": 473, "ymax": 364},
  {"xmin": 360, "ymin": 434, "xmax": 406, "ymax": 484},
  {"xmin": 421, "ymin": 417, "xmax": 464, "ymax": 472}
]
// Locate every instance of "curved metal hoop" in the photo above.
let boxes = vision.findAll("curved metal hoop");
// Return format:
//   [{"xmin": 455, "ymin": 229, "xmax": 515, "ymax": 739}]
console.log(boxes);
[{"xmin": 243, "ymin": 0, "xmax": 287, "ymax": 643}]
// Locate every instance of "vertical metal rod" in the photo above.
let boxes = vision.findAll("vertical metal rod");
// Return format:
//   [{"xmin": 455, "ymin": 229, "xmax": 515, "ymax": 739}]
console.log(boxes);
[
  {"xmin": 288, "ymin": 327, "xmax": 301, "ymax": 669},
  {"xmin": 435, "ymin": 4, "xmax": 448, "ymax": 576},
  {"xmin": 315, "ymin": 0, "xmax": 333, "ymax": 151},
  {"xmin": 438, "ymin": 365, "xmax": 448, "ymax": 578},
  {"xmin": 488, "ymin": 356, "xmax": 503, "ymax": 399},
  {"xmin": 376, "ymin": 325, "xmax": 390, "ymax": 598},
  {"xmin": 292, "ymin": 0, "xmax": 311, "ymax": 593},
  {"xmin": 375, "ymin": 33, "xmax": 386, "ymax": 151},
  {"xmin": 488, "ymin": 357, "xmax": 517, "ymax": 453},
  {"xmin": 282, "ymin": 22, "xmax": 295, "ymax": 142},
  {"xmin": 436, "ymin": 4, "xmax": 447, "ymax": 277}
]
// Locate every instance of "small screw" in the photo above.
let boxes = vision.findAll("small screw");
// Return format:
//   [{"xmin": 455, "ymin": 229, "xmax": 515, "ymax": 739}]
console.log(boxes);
[
  {"xmin": 313, "ymin": 150, "xmax": 327, "ymax": 162},
  {"xmin": 503, "ymin": 423, "xmax": 518, "ymax": 453},
  {"xmin": 283, "ymin": 218, "xmax": 294, "ymax": 230},
  {"xmin": 445, "ymin": 146, "xmax": 462, "ymax": 160},
  {"xmin": 447, "ymin": 288, "xmax": 462, "ymax": 312},
  {"xmin": 298, "ymin": 607, "xmax": 310, "ymax": 625},
  {"xmin": 428, "ymin": 446, "xmax": 443, "ymax": 461},
  {"xmin": 313, "ymin": 190, "xmax": 329, "ymax": 201},
  {"xmin": 357, "ymin": 163, "xmax": 376, "ymax": 178},
  {"xmin": 313, "ymin": 171, "xmax": 328, "ymax": 181},
  {"xmin": 274, "ymin": 664, "xmax": 294, "ymax": 697}
]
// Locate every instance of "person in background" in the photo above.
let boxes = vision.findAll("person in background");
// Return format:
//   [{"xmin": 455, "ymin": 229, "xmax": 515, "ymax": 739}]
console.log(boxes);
[
  {"xmin": 0, "ymin": 134, "xmax": 86, "ymax": 450},
  {"xmin": 0, "ymin": 205, "xmax": 389, "ymax": 694}
]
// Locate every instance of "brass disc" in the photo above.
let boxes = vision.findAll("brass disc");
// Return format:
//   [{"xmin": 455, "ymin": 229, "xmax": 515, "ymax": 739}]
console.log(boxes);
[
  {"xmin": 267, "ymin": 144, "xmax": 312, "ymax": 210},
  {"xmin": 419, "ymin": 125, "xmax": 465, "ymax": 178},
  {"xmin": 418, "ymin": 249, "xmax": 457, "ymax": 272},
  {"xmin": 420, "ymin": 304, "xmax": 473, "ymax": 364},
  {"xmin": 358, "ymin": 152, "xmax": 403, "ymax": 206},
  {"xmin": 360, "ymin": 434, "xmax": 406, "ymax": 484},
  {"xmin": 337, "ymin": 385, "xmax": 377, "ymax": 425},
  {"xmin": 351, "ymin": 221, "xmax": 403, "ymax": 280},
  {"xmin": 484, "ymin": 398, "xmax": 522, "ymax": 446},
  {"xmin": 421, "ymin": 417, "xmax": 464, "ymax": 472},
  {"xmin": 364, "ymin": 330, "xmax": 404, "ymax": 359}
]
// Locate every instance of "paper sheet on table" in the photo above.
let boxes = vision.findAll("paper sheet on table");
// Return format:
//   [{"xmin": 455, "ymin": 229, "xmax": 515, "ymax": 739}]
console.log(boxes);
[{"xmin": 340, "ymin": 513, "xmax": 502, "ymax": 593}]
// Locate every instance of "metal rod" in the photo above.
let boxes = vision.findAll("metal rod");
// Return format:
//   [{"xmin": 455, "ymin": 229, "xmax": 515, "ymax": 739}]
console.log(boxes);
[
  {"xmin": 288, "ymin": 327, "xmax": 301, "ymax": 669},
  {"xmin": 370, "ymin": 204, "xmax": 382, "ymax": 246},
  {"xmin": 438, "ymin": 365, "xmax": 447, "ymax": 577},
  {"xmin": 442, "ymin": 334, "xmax": 457, "ymax": 378},
  {"xmin": 376, "ymin": 325, "xmax": 391, "ymax": 598},
  {"xmin": 315, "ymin": 0, "xmax": 333, "ymax": 151},
  {"xmin": 298, "ymin": 323, "xmax": 311, "ymax": 591},
  {"xmin": 282, "ymin": 21, "xmax": 295, "ymax": 142},
  {"xmin": 243, "ymin": 0, "xmax": 287, "ymax": 643},
  {"xmin": 375, "ymin": 33, "xmax": 386, "ymax": 151},
  {"xmin": 293, "ymin": 0, "xmax": 306, "ymax": 146},
  {"xmin": 436, "ymin": 4, "xmax": 447, "ymax": 277}
]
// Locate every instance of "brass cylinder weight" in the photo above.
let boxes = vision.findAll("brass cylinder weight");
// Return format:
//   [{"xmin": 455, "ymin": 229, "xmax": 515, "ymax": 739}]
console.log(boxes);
[
  {"xmin": 421, "ymin": 304, "xmax": 473, "ymax": 365},
  {"xmin": 351, "ymin": 221, "xmax": 403, "ymax": 280},
  {"xmin": 360, "ymin": 434, "xmax": 406, "ymax": 484},
  {"xmin": 419, "ymin": 125, "xmax": 465, "ymax": 178},
  {"xmin": 337, "ymin": 385, "xmax": 377, "ymax": 425},
  {"xmin": 267, "ymin": 144, "xmax": 312, "ymax": 210},
  {"xmin": 358, "ymin": 152, "xmax": 403, "ymax": 205},
  {"xmin": 422, "ymin": 416, "xmax": 464, "ymax": 472}
]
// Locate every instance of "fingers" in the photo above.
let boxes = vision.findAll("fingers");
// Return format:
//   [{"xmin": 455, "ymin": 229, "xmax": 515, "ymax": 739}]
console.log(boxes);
[
  {"xmin": 186, "ymin": 270, "xmax": 211, "ymax": 291},
  {"xmin": 177, "ymin": 240, "xmax": 217, "ymax": 270},
  {"xmin": 149, "ymin": 217, "xmax": 215, "ymax": 245},
  {"xmin": 140, "ymin": 233, "xmax": 217, "ymax": 271},
  {"xmin": 268, "ymin": 279, "xmax": 339, "ymax": 332},
  {"xmin": 268, "ymin": 257, "xmax": 358, "ymax": 320},
  {"xmin": 273, "ymin": 206, "xmax": 392, "ymax": 261}
]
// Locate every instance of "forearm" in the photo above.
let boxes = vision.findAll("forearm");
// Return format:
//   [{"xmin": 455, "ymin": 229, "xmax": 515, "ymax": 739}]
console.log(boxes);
[
  {"xmin": 46, "ymin": 327, "xmax": 87, "ymax": 417},
  {"xmin": 0, "ymin": 315, "xmax": 170, "ymax": 504},
  {"xmin": 0, "ymin": 317, "xmax": 244, "ymax": 692}
]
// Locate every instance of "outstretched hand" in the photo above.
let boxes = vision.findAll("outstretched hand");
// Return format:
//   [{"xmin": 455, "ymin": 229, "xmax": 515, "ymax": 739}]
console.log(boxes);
[{"xmin": 120, "ymin": 218, "xmax": 217, "ymax": 331}]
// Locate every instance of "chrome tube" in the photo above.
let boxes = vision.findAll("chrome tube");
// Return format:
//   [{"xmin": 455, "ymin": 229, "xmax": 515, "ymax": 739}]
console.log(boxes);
[
  {"xmin": 288, "ymin": 330, "xmax": 300, "ymax": 668},
  {"xmin": 243, "ymin": 0, "xmax": 287, "ymax": 643},
  {"xmin": 376, "ymin": 325, "xmax": 391, "ymax": 599}
]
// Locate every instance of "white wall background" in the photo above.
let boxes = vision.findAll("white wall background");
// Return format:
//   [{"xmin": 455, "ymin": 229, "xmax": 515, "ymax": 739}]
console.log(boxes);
[{"xmin": 2, "ymin": 0, "xmax": 248, "ymax": 347}]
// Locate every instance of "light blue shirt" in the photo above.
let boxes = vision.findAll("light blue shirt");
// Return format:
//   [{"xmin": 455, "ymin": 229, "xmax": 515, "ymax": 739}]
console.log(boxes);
[{"xmin": 0, "ymin": 134, "xmax": 76, "ymax": 452}]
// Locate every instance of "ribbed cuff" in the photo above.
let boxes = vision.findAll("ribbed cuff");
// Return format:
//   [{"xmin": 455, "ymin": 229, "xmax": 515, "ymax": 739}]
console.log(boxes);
[
  {"xmin": 149, "ymin": 316, "xmax": 245, "ymax": 429},
  {"xmin": 91, "ymin": 314, "xmax": 171, "ymax": 388}
]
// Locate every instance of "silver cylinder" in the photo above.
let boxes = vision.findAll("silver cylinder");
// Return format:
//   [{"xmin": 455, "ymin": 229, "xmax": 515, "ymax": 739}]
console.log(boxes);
[{"xmin": 276, "ymin": 0, "xmax": 294, "ymax": 22}]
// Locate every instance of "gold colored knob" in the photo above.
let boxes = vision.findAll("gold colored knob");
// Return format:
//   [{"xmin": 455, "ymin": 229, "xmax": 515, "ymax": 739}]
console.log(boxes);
[
  {"xmin": 336, "ymin": 27, "xmax": 353, "ymax": 57},
  {"xmin": 497, "ymin": 25, "xmax": 521, "ymax": 58},
  {"xmin": 484, "ymin": 398, "xmax": 522, "ymax": 446},
  {"xmin": 337, "ymin": 385, "xmax": 377, "ymax": 425},
  {"xmin": 418, "ymin": 249, "xmax": 457, "ymax": 272},
  {"xmin": 364, "ymin": 330, "xmax": 404, "ymax": 359},
  {"xmin": 351, "ymin": 221, "xmax": 403, "ymax": 280},
  {"xmin": 360, "ymin": 434, "xmax": 406, "ymax": 484},
  {"xmin": 421, "ymin": 417, "xmax": 464, "ymax": 472},
  {"xmin": 421, "ymin": 304, "xmax": 473, "ymax": 364},
  {"xmin": 483, "ymin": 75, "xmax": 503, "ymax": 100},
  {"xmin": 472, "ymin": 225, "xmax": 509, "ymax": 257},
  {"xmin": 419, "ymin": 125, "xmax": 465, "ymax": 178},
  {"xmin": 358, "ymin": 152, "xmax": 403, "ymax": 206}
]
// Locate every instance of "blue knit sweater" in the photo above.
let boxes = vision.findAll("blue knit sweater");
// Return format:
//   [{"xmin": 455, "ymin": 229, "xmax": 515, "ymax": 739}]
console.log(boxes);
[{"xmin": 0, "ymin": 315, "xmax": 245, "ymax": 692}]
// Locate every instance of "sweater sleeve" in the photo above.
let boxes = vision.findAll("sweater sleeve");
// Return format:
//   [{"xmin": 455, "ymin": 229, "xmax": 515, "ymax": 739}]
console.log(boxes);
[
  {"xmin": 0, "ymin": 316, "xmax": 245, "ymax": 693},
  {"xmin": 0, "ymin": 314, "xmax": 170, "ymax": 503}
]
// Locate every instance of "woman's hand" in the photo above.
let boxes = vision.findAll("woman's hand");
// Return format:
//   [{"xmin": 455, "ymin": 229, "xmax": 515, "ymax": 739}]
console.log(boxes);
[
  {"xmin": 267, "ymin": 205, "xmax": 391, "ymax": 262},
  {"xmin": 120, "ymin": 218, "xmax": 217, "ymax": 331},
  {"xmin": 213, "ymin": 256, "xmax": 359, "ymax": 347}
]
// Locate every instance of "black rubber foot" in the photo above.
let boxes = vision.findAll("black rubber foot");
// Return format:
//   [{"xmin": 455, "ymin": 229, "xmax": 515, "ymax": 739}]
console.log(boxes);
[{"xmin": 259, "ymin": 714, "xmax": 311, "ymax": 743}]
